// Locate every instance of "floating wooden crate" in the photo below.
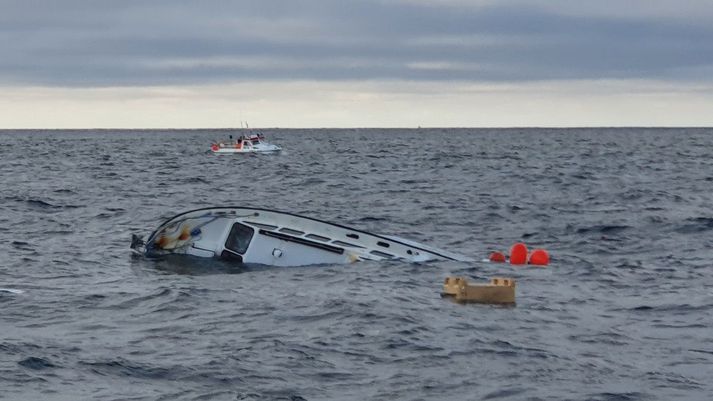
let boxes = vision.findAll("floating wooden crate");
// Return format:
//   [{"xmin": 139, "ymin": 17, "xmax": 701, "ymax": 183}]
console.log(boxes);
[{"xmin": 442, "ymin": 276, "xmax": 516, "ymax": 304}]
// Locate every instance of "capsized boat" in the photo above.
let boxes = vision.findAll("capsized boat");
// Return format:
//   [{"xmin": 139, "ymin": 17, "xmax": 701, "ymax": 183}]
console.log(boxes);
[
  {"xmin": 210, "ymin": 133, "xmax": 281, "ymax": 153},
  {"xmin": 130, "ymin": 207, "xmax": 472, "ymax": 266}
]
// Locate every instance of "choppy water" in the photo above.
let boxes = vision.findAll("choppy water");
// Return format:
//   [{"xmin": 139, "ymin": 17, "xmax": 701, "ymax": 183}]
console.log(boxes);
[{"xmin": 1, "ymin": 128, "xmax": 712, "ymax": 401}]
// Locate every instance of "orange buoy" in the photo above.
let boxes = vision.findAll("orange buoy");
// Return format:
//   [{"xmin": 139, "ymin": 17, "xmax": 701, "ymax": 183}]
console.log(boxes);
[
  {"xmin": 489, "ymin": 251, "xmax": 507, "ymax": 263},
  {"xmin": 528, "ymin": 249, "xmax": 550, "ymax": 266},
  {"xmin": 509, "ymin": 242, "xmax": 528, "ymax": 265},
  {"xmin": 178, "ymin": 226, "xmax": 191, "ymax": 241}
]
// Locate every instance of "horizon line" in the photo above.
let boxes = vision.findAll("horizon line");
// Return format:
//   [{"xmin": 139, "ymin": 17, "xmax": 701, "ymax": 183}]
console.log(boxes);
[{"xmin": 1, "ymin": 126, "xmax": 712, "ymax": 131}]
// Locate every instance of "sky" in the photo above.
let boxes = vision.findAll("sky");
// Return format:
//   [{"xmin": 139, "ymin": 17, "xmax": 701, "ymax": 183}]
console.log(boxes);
[{"xmin": 2, "ymin": 0, "xmax": 713, "ymax": 128}]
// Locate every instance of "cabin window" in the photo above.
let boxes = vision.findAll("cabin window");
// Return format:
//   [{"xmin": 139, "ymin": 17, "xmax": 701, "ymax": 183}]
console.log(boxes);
[
  {"xmin": 306, "ymin": 234, "xmax": 330, "ymax": 242},
  {"xmin": 244, "ymin": 221, "xmax": 278, "ymax": 231},
  {"xmin": 332, "ymin": 240, "xmax": 364, "ymax": 249},
  {"xmin": 224, "ymin": 223, "xmax": 254, "ymax": 254},
  {"xmin": 370, "ymin": 250, "xmax": 394, "ymax": 259},
  {"xmin": 279, "ymin": 227, "xmax": 305, "ymax": 236}
]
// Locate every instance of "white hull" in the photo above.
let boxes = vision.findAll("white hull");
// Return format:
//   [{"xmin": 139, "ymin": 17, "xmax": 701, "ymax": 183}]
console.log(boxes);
[
  {"xmin": 132, "ymin": 207, "xmax": 472, "ymax": 266},
  {"xmin": 211, "ymin": 135, "xmax": 281, "ymax": 153},
  {"xmin": 212, "ymin": 143, "xmax": 281, "ymax": 153}
]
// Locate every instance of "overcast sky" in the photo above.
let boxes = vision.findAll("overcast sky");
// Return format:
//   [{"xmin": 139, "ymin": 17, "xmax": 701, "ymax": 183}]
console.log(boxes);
[{"xmin": 2, "ymin": 0, "xmax": 713, "ymax": 128}]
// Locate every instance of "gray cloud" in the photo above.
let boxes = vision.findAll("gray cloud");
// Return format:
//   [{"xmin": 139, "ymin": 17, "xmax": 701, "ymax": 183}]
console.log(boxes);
[{"xmin": 2, "ymin": 0, "xmax": 713, "ymax": 86}]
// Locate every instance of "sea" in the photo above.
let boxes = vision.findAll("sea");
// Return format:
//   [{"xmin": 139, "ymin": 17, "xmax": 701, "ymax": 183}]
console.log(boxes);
[{"xmin": 0, "ymin": 128, "xmax": 711, "ymax": 401}]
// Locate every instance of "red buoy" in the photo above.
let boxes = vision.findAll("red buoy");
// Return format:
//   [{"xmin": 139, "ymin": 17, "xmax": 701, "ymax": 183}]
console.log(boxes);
[
  {"xmin": 509, "ymin": 242, "xmax": 528, "ymax": 265},
  {"xmin": 528, "ymin": 249, "xmax": 550, "ymax": 266},
  {"xmin": 489, "ymin": 251, "xmax": 506, "ymax": 263}
]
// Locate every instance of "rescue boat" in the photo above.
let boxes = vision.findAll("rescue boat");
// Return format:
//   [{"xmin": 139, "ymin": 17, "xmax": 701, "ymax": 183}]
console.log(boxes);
[
  {"xmin": 210, "ymin": 133, "xmax": 281, "ymax": 153},
  {"xmin": 130, "ymin": 207, "xmax": 472, "ymax": 266}
]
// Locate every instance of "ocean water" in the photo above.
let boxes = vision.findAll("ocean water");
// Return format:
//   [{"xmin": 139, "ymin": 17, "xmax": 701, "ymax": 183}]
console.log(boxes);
[{"xmin": 0, "ymin": 128, "xmax": 712, "ymax": 401}]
